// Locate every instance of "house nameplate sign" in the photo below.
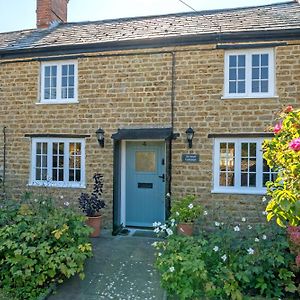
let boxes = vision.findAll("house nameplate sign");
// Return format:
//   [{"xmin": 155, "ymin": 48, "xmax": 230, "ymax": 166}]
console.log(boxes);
[{"xmin": 182, "ymin": 154, "xmax": 199, "ymax": 163}]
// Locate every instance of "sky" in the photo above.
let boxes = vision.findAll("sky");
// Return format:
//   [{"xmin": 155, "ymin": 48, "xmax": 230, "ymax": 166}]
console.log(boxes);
[{"xmin": 0, "ymin": 0, "xmax": 288, "ymax": 33}]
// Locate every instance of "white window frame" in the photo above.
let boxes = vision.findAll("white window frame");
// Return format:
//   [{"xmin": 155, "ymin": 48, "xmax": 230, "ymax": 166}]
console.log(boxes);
[
  {"xmin": 29, "ymin": 137, "xmax": 85, "ymax": 188},
  {"xmin": 223, "ymin": 48, "xmax": 275, "ymax": 99},
  {"xmin": 212, "ymin": 137, "xmax": 270, "ymax": 195},
  {"xmin": 40, "ymin": 60, "xmax": 78, "ymax": 104}
]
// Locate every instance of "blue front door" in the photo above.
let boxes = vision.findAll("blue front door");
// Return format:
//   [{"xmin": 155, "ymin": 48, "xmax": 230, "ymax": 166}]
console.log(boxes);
[{"xmin": 126, "ymin": 141, "xmax": 165, "ymax": 227}]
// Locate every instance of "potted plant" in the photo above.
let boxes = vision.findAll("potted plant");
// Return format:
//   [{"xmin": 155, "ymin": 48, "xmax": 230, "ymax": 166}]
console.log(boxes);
[
  {"xmin": 79, "ymin": 173, "xmax": 105, "ymax": 237},
  {"xmin": 170, "ymin": 195, "xmax": 202, "ymax": 236}
]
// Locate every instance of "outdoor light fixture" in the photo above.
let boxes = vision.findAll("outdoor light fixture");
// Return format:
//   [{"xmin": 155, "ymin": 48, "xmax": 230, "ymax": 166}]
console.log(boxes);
[
  {"xmin": 96, "ymin": 128, "xmax": 105, "ymax": 148},
  {"xmin": 186, "ymin": 127, "xmax": 194, "ymax": 148}
]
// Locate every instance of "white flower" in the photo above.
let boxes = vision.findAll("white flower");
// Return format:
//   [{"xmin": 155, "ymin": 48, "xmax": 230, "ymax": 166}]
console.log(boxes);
[
  {"xmin": 166, "ymin": 193, "xmax": 171, "ymax": 197},
  {"xmin": 64, "ymin": 201, "xmax": 70, "ymax": 207},
  {"xmin": 221, "ymin": 254, "xmax": 227, "ymax": 262},
  {"xmin": 166, "ymin": 228, "xmax": 173, "ymax": 236},
  {"xmin": 154, "ymin": 227, "xmax": 160, "ymax": 233},
  {"xmin": 215, "ymin": 222, "xmax": 220, "ymax": 227},
  {"xmin": 203, "ymin": 210, "xmax": 208, "ymax": 216},
  {"xmin": 262, "ymin": 211, "xmax": 268, "ymax": 215},
  {"xmin": 169, "ymin": 266, "xmax": 175, "ymax": 272},
  {"xmin": 34, "ymin": 198, "xmax": 38, "ymax": 203},
  {"xmin": 188, "ymin": 203, "xmax": 193, "ymax": 209},
  {"xmin": 254, "ymin": 238, "xmax": 259, "ymax": 242},
  {"xmin": 153, "ymin": 222, "xmax": 159, "ymax": 227},
  {"xmin": 60, "ymin": 195, "xmax": 64, "ymax": 199},
  {"xmin": 152, "ymin": 242, "xmax": 158, "ymax": 247},
  {"xmin": 42, "ymin": 201, "xmax": 46, "ymax": 205},
  {"xmin": 248, "ymin": 225, "xmax": 252, "ymax": 230},
  {"xmin": 160, "ymin": 224, "xmax": 167, "ymax": 230},
  {"xmin": 234, "ymin": 226, "xmax": 240, "ymax": 232},
  {"xmin": 247, "ymin": 248, "xmax": 254, "ymax": 255},
  {"xmin": 213, "ymin": 246, "xmax": 219, "ymax": 252},
  {"xmin": 158, "ymin": 252, "xmax": 162, "ymax": 256},
  {"xmin": 262, "ymin": 234, "xmax": 267, "ymax": 240},
  {"xmin": 262, "ymin": 196, "xmax": 267, "ymax": 203},
  {"xmin": 241, "ymin": 217, "xmax": 246, "ymax": 222},
  {"xmin": 176, "ymin": 212, "xmax": 180, "ymax": 216}
]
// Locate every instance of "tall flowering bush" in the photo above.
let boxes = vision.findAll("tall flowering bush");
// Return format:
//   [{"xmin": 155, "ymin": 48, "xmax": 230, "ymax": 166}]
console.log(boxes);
[{"xmin": 263, "ymin": 105, "xmax": 300, "ymax": 227}]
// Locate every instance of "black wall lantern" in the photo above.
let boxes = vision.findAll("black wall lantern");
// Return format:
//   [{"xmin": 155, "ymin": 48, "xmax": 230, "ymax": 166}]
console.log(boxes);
[
  {"xmin": 96, "ymin": 128, "xmax": 105, "ymax": 148},
  {"xmin": 186, "ymin": 127, "xmax": 194, "ymax": 148}
]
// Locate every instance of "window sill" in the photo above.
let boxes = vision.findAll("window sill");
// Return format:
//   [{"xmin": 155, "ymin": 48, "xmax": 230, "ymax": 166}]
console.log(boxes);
[
  {"xmin": 36, "ymin": 100, "xmax": 79, "ymax": 105},
  {"xmin": 211, "ymin": 188, "xmax": 267, "ymax": 195},
  {"xmin": 28, "ymin": 182, "xmax": 86, "ymax": 189},
  {"xmin": 221, "ymin": 95, "xmax": 279, "ymax": 100}
]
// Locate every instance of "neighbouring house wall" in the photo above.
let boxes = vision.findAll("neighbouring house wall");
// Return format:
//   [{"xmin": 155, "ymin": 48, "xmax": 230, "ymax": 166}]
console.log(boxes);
[{"xmin": 0, "ymin": 42, "xmax": 299, "ymax": 226}]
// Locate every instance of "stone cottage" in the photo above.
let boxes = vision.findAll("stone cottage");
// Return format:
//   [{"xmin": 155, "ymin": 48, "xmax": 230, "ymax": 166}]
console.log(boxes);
[{"xmin": 0, "ymin": 0, "xmax": 299, "ymax": 233}]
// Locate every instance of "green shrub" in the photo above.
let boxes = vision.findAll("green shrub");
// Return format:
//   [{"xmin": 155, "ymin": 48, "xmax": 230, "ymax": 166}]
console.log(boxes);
[
  {"xmin": 0, "ymin": 194, "xmax": 92, "ymax": 300},
  {"xmin": 154, "ymin": 215, "xmax": 298, "ymax": 300}
]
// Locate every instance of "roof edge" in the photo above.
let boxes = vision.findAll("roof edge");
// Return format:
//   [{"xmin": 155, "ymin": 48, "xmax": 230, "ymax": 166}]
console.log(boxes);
[{"xmin": 0, "ymin": 28, "xmax": 299, "ymax": 60}]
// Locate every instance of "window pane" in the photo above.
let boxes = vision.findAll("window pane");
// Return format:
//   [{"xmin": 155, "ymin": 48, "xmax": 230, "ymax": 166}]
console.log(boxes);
[
  {"xmin": 62, "ymin": 65, "xmax": 68, "ymax": 76},
  {"xmin": 252, "ymin": 68, "xmax": 259, "ymax": 80},
  {"xmin": 249, "ymin": 173, "xmax": 256, "ymax": 187},
  {"xmin": 261, "ymin": 67, "xmax": 268, "ymax": 79},
  {"xmin": 241, "ymin": 173, "xmax": 248, "ymax": 186},
  {"xmin": 229, "ymin": 82, "xmax": 236, "ymax": 93},
  {"xmin": 252, "ymin": 54, "xmax": 259, "ymax": 66},
  {"xmin": 135, "ymin": 151, "xmax": 156, "ymax": 172},
  {"xmin": 51, "ymin": 66, "xmax": 57, "ymax": 76},
  {"xmin": 238, "ymin": 81, "xmax": 245, "ymax": 93},
  {"xmin": 42, "ymin": 169, "xmax": 47, "ymax": 180},
  {"xmin": 227, "ymin": 172, "xmax": 234, "ymax": 186},
  {"xmin": 75, "ymin": 170, "xmax": 81, "ymax": 181},
  {"xmin": 261, "ymin": 80, "xmax": 268, "ymax": 93},
  {"xmin": 69, "ymin": 64, "xmax": 74, "ymax": 75},
  {"xmin": 229, "ymin": 56, "xmax": 237, "ymax": 67},
  {"xmin": 45, "ymin": 66, "xmax": 51, "ymax": 76},
  {"xmin": 261, "ymin": 54, "xmax": 269, "ymax": 66},
  {"xmin": 68, "ymin": 88, "xmax": 74, "ymax": 98},
  {"xmin": 62, "ymin": 76, "xmax": 68, "ymax": 87},
  {"xmin": 252, "ymin": 81, "xmax": 259, "ymax": 93},
  {"xmin": 219, "ymin": 172, "xmax": 226, "ymax": 186},
  {"xmin": 249, "ymin": 143, "xmax": 256, "ymax": 157},
  {"xmin": 238, "ymin": 55, "xmax": 245, "ymax": 67},
  {"xmin": 36, "ymin": 169, "xmax": 41, "ymax": 181},
  {"xmin": 69, "ymin": 169, "xmax": 74, "ymax": 181},
  {"xmin": 238, "ymin": 68, "xmax": 245, "ymax": 80},
  {"xmin": 229, "ymin": 69, "xmax": 236, "ymax": 80}
]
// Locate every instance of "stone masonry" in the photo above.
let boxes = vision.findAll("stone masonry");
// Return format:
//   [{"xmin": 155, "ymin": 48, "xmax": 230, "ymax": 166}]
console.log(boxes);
[{"xmin": 0, "ymin": 42, "xmax": 299, "ymax": 227}]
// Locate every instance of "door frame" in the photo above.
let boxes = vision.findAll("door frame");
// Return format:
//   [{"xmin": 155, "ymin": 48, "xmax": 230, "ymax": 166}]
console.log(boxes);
[{"xmin": 120, "ymin": 139, "xmax": 166, "ymax": 227}]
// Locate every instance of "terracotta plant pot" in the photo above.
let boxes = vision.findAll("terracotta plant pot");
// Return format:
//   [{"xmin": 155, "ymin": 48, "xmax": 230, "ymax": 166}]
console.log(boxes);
[
  {"xmin": 86, "ymin": 215, "xmax": 102, "ymax": 238},
  {"xmin": 177, "ymin": 223, "xmax": 194, "ymax": 236}
]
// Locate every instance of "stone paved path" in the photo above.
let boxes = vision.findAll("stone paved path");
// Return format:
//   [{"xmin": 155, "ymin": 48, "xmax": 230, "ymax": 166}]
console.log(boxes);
[{"xmin": 48, "ymin": 230, "xmax": 165, "ymax": 300}]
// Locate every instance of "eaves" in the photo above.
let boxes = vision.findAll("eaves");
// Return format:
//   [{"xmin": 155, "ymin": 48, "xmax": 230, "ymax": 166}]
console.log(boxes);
[{"xmin": 0, "ymin": 28, "xmax": 300, "ymax": 60}]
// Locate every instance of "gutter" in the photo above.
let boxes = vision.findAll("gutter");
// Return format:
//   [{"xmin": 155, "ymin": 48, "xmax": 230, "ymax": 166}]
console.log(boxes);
[{"xmin": 0, "ymin": 28, "xmax": 300, "ymax": 60}]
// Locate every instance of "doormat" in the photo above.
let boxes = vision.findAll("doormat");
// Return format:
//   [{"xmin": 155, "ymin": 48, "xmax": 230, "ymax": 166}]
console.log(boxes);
[{"xmin": 131, "ymin": 230, "xmax": 157, "ymax": 238}]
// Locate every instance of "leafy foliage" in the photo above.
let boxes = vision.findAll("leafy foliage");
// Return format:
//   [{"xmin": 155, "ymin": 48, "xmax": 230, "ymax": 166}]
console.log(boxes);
[
  {"xmin": 154, "ymin": 213, "xmax": 298, "ymax": 299},
  {"xmin": 79, "ymin": 173, "xmax": 105, "ymax": 217},
  {"xmin": 263, "ymin": 106, "xmax": 300, "ymax": 226},
  {"xmin": 170, "ymin": 195, "xmax": 203, "ymax": 223},
  {"xmin": 0, "ymin": 194, "xmax": 92, "ymax": 300}
]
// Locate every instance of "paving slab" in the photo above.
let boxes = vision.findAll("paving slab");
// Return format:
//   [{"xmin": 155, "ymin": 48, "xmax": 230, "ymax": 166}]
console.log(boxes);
[{"xmin": 48, "ymin": 230, "xmax": 166, "ymax": 300}]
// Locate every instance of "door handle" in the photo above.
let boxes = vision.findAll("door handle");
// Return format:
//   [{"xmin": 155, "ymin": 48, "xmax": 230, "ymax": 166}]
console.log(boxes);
[{"xmin": 158, "ymin": 174, "xmax": 165, "ymax": 182}]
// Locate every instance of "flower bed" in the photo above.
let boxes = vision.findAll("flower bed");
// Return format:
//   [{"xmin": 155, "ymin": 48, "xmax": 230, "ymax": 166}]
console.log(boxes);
[
  {"xmin": 153, "ymin": 211, "xmax": 299, "ymax": 300},
  {"xmin": 0, "ymin": 194, "xmax": 92, "ymax": 300}
]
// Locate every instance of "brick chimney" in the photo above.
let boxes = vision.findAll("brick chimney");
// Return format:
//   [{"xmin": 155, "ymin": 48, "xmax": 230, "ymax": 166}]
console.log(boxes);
[{"xmin": 36, "ymin": 0, "xmax": 69, "ymax": 29}]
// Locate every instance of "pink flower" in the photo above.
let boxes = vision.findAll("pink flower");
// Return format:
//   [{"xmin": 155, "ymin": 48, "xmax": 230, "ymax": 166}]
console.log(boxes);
[
  {"xmin": 284, "ymin": 105, "xmax": 293, "ymax": 113},
  {"xmin": 289, "ymin": 138, "xmax": 300, "ymax": 151},
  {"xmin": 273, "ymin": 122, "xmax": 282, "ymax": 134}
]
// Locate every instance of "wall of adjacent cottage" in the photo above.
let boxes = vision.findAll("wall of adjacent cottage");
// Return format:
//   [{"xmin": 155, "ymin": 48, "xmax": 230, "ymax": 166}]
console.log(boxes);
[{"xmin": 0, "ymin": 42, "xmax": 299, "ymax": 226}]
